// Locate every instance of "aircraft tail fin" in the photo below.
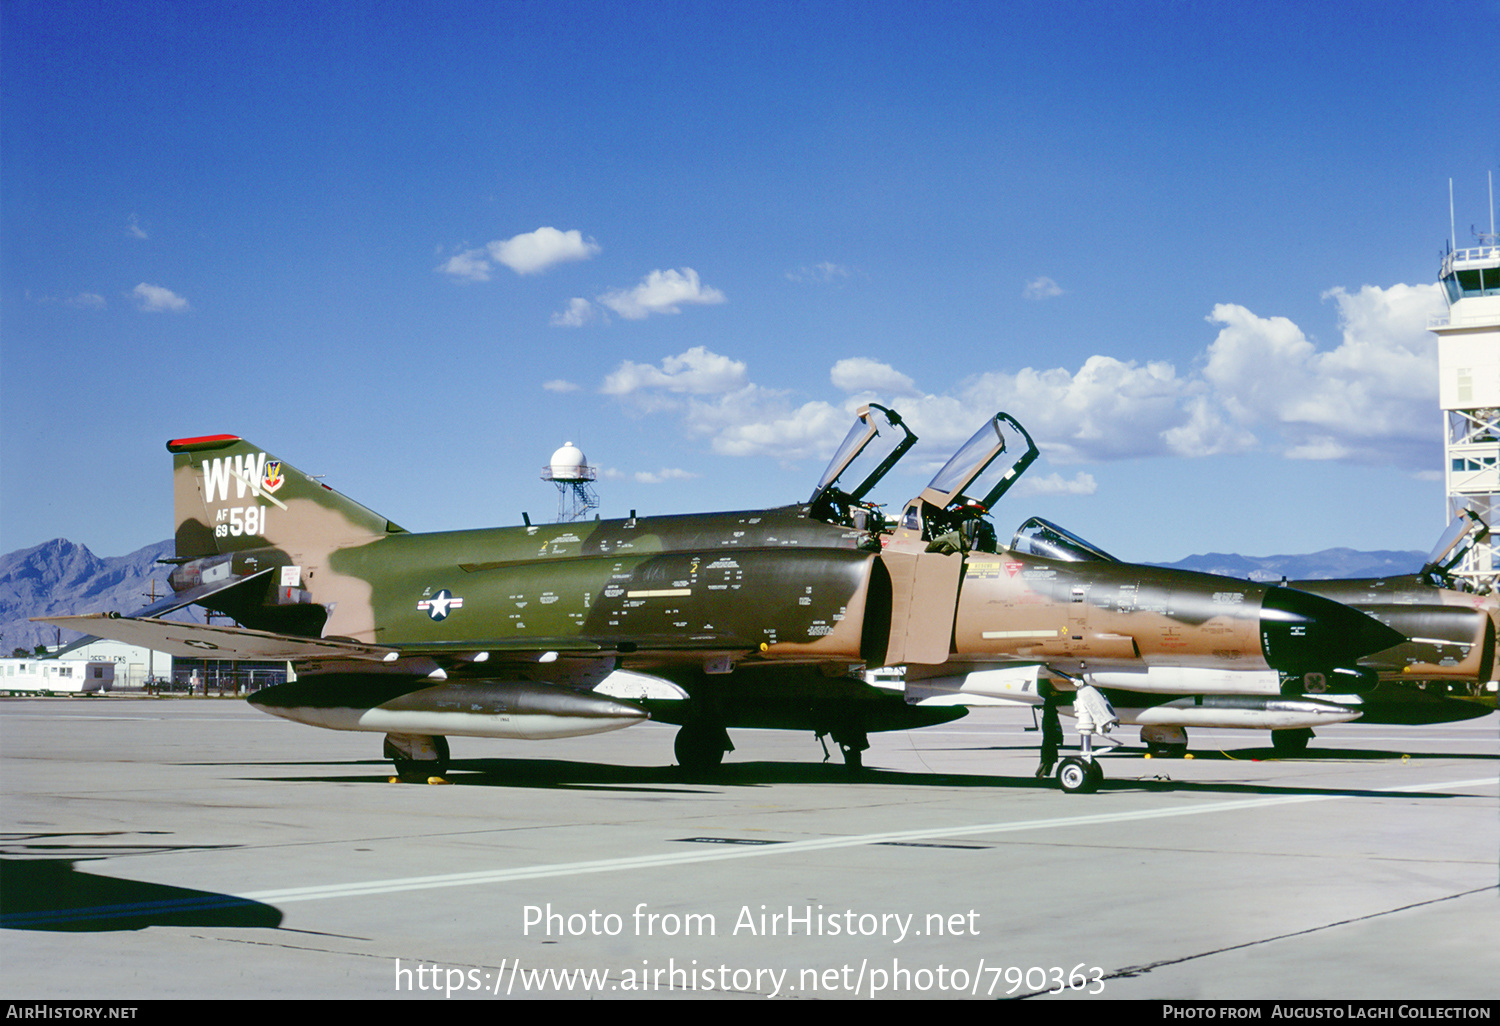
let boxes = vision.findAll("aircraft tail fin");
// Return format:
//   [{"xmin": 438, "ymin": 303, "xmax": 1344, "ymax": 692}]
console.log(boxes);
[{"xmin": 167, "ymin": 434, "xmax": 405, "ymax": 560}]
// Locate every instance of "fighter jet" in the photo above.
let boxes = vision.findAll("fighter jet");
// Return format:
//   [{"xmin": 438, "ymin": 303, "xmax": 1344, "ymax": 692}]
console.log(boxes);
[
  {"xmin": 38, "ymin": 408, "xmax": 1404, "ymax": 789},
  {"xmin": 39, "ymin": 408, "xmax": 958, "ymax": 778},
  {"xmin": 907, "ymin": 505, "xmax": 1495, "ymax": 774},
  {"xmin": 1271, "ymin": 509, "xmax": 1498, "ymax": 745},
  {"xmin": 853, "ymin": 412, "xmax": 1411, "ymax": 790}
]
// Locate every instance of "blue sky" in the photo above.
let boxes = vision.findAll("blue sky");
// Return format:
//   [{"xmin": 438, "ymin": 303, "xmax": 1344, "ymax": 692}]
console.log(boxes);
[{"xmin": 4, "ymin": 0, "xmax": 1498, "ymax": 562}]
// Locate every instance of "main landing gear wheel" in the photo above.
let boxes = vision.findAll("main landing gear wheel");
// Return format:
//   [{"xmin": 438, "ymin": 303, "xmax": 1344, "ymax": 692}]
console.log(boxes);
[
  {"xmin": 1057, "ymin": 756, "xmax": 1103, "ymax": 794},
  {"xmin": 1271, "ymin": 728, "xmax": 1314, "ymax": 755},
  {"xmin": 1142, "ymin": 724, "xmax": 1189, "ymax": 758},
  {"xmin": 384, "ymin": 734, "xmax": 450, "ymax": 781},
  {"xmin": 674, "ymin": 723, "xmax": 728, "ymax": 772},
  {"xmin": 830, "ymin": 726, "xmax": 869, "ymax": 774}
]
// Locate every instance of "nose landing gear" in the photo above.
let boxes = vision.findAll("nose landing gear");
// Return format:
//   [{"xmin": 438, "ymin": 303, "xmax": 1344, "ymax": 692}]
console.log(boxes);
[{"xmin": 1040, "ymin": 682, "xmax": 1117, "ymax": 794}]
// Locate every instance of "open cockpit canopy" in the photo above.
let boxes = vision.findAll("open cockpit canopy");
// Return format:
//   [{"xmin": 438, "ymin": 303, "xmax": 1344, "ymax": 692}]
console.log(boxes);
[
  {"xmin": 906, "ymin": 408, "xmax": 1038, "ymax": 516},
  {"xmin": 918, "ymin": 412, "xmax": 1040, "ymax": 514},
  {"xmin": 808, "ymin": 403, "xmax": 917, "ymax": 528},
  {"xmin": 1421, "ymin": 508, "xmax": 1491, "ymax": 588},
  {"xmin": 891, "ymin": 412, "xmax": 1041, "ymax": 551}
]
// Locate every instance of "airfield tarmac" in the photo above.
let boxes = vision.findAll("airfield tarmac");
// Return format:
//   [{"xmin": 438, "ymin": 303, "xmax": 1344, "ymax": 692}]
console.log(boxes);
[{"xmin": 0, "ymin": 696, "xmax": 1495, "ymax": 1001}]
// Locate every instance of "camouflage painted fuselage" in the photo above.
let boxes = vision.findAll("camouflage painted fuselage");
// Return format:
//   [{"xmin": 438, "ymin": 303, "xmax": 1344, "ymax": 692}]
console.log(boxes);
[
  {"xmin": 1292, "ymin": 575, "xmax": 1498, "ymax": 698},
  {"xmin": 165, "ymin": 434, "xmax": 1401, "ymax": 692},
  {"xmin": 169, "ymin": 436, "xmax": 872, "ymax": 657},
  {"xmin": 325, "ymin": 509, "xmax": 883, "ymax": 663}
]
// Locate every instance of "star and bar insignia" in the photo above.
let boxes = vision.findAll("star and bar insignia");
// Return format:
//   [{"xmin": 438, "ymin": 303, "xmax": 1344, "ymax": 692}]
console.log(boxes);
[{"xmin": 417, "ymin": 589, "xmax": 464, "ymax": 621}]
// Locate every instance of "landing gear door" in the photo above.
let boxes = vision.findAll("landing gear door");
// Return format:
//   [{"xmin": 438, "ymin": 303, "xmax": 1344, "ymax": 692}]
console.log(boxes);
[{"xmin": 881, "ymin": 548, "xmax": 964, "ymax": 665}]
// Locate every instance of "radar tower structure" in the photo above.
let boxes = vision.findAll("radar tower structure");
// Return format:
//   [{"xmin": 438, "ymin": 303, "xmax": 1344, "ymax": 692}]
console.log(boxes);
[
  {"xmin": 1432, "ymin": 174, "xmax": 1500, "ymax": 591},
  {"xmin": 542, "ymin": 442, "xmax": 599, "ymax": 523}
]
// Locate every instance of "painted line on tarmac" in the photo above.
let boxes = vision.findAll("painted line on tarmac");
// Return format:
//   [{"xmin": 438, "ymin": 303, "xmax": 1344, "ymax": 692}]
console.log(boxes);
[
  {"xmin": 7, "ymin": 776, "xmax": 1491, "ymax": 928},
  {"xmin": 239, "ymin": 775, "xmax": 1496, "ymax": 905}
]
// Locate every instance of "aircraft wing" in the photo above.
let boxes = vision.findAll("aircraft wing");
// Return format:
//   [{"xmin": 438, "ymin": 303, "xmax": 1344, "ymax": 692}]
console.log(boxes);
[{"xmin": 33, "ymin": 614, "xmax": 398, "ymax": 663}]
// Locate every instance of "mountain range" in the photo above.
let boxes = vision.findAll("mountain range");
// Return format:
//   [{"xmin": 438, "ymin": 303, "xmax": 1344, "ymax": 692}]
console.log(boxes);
[
  {"xmin": 1149, "ymin": 548, "xmax": 1428, "ymax": 582},
  {"xmin": 1, "ymin": 538, "xmax": 176, "ymax": 653},
  {"xmin": 0, "ymin": 537, "xmax": 1430, "ymax": 656}
]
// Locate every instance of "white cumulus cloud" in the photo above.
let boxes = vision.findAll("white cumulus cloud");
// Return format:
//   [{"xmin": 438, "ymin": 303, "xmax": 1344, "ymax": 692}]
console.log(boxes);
[
  {"xmin": 601, "ymin": 346, "xmax": 748, "ymax": 396},
  {"xmin": 699, "ymin": 397, "xmax": 852, "ymax": 460},
  {"xmin": 830, "ymin": 357, "xmax": 918, "ymax": 396},
  {"xmin": 634, "ymin": 468, "xmax": 699, "ymax": 484},
  {"xmin": 596, "ymin": 268, "xmax": 726, "ymax": 320},
  {"xmin": 1023, "ymin": 276, "xmax": 1064, "ymax": 300},
  {"xmin": 1202, "ymin": 283, "xmax": 1444, "ymax": 465},
  {"xmin": 439, "ymin": 226, "xmax": 600, "ymax": 281},
  {"xmin": 131, "ymin": 283, "xmax": 189, "ymax": 312},
  {"xmin": 1014, "ymin": 472, "xmax": 1098, "ymax": 497},
  {"xmin": 956, "ymin": 356, "xmax": 1241, "ymax": 463},
  {"xmin": 490, "ymin": 227, "xmax": 601, "ymax": 275},
  {"xmin": 550, "ymin": 298, "xmax": 596, "ymax": 327},
  {"xmin": 597, "ymin": 282, "xmax": 1446, "ymax": 480},
  {"xmin": 437, "ymin": 249, "xmax": 494, "ymax": 282}
]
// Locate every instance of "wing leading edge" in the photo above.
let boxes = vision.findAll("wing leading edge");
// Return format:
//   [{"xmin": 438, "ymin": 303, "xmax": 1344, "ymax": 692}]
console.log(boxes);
[{"xmin": 34, "ymin": 614, "xmax": 397, "ymax": 663}]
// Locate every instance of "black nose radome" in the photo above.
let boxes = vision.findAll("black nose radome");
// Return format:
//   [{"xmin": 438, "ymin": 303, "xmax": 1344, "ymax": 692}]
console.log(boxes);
[{"xmin": 1259, "ymin": 587, "xmax": 1407, "ymax": 674}]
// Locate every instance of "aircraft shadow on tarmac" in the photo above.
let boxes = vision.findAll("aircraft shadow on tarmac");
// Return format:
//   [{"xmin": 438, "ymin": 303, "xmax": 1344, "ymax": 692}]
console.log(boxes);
[
  {"xmin": 0, "ymin": 835, "xmax": 282, "ymax": 933},
  {"xmin": 236, "ymin": 745, "xmax": 1492, "ymax": 801},
  {"xmin": 951, "ymin": 741, "xmax": 1500, "ymax": 765},
  {"xmin": 1114, "ymin": 745, "xmax": 1498, "ymax": 764}
]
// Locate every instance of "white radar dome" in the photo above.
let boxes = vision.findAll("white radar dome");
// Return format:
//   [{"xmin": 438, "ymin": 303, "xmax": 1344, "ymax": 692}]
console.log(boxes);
[{"xmin": 548, "ymin": 442, "xmax": 589, "ymax": 480}]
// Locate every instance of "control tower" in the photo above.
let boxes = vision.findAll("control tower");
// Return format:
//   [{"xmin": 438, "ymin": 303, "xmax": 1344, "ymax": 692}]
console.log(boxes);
[
  {"xmin": 1432, "ymin": 177, "xmax": 1500, "ymax": 591},
  {"xmin": 542, "ymin": 442, "xmax": 599, "ymax": 522}
]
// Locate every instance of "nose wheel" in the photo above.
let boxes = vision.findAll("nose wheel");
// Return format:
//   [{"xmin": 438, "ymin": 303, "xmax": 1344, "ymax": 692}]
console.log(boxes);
[{"xmin": 1056, "ymin": 755, "xmax": 1104, "ymax": 794}]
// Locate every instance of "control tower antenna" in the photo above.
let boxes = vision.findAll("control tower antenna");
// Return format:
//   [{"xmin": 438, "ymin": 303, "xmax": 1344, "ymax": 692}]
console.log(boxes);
[
  {"xmin": 542, "ymin": 442, "xmax": 599, "ymax": 523},
  {"xmin": 1432, "ymin": 173, "xmax": 1500, "ymax": 591}
]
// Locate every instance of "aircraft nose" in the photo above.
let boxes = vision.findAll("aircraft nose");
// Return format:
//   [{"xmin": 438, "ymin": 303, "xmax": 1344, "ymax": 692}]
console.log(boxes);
[{"xmin": 1259, "ymin": 587, "xmax": 1406, "ymax": 674}]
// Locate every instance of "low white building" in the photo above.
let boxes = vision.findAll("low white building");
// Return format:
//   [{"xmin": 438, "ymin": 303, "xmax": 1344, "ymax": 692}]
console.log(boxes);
[
  {"xmin": 46, "ymin": 637, "xmax": 170, "ymax": 690},
  {"xmin": 1, "ymin": 657, "xmax": 115, "ymax": 695}
]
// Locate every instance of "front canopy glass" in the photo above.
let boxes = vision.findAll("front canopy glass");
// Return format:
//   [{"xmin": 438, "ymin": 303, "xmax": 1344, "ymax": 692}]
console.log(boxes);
[{"xmin": 807, "ymin": 403, "xmax": 917, "ymax": 528}]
